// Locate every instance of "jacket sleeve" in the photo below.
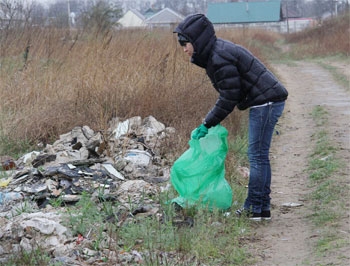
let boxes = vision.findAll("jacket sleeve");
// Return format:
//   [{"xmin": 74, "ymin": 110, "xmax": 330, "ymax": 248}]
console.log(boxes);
[{"xmin": 204, "ymin": 50, "xmax": 242, "ymax": 128}]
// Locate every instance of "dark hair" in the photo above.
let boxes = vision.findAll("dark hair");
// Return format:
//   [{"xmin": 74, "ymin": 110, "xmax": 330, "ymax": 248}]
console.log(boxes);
[{"xmin": 177, "ymin": 33, "xmax": 190, "ymax": 46}]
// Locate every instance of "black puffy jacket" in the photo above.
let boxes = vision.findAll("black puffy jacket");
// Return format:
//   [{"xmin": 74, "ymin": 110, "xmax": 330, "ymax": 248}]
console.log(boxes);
[{"xmin": 174, "ymin": 14, "xmax": 288, "ymax": 128}]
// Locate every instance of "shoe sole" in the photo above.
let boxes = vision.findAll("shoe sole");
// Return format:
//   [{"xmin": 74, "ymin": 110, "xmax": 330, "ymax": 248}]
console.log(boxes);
[{"xmin": 249, "ymin": 217, "xmax": 262, "ymax": 222}]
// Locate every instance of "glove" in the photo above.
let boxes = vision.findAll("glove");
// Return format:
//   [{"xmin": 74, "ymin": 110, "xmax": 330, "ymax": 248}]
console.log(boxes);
[{"xmin": 191, "ymin": 124, "xmax": 208, "ymax": 140}]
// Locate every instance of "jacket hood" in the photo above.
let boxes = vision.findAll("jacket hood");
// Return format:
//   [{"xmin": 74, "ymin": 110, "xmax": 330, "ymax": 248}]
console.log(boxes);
[{"xmin": 174, "ymin": 14, "xmax": 216, "ymax": 68}]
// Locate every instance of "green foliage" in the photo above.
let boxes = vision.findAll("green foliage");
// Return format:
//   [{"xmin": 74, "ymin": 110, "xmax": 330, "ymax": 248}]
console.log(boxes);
[
  {"xmin": 228, "ymin": 128, "xmax": 249, "ymax": 166},
  {"xmin": 311, "ymin": 106, "xmax": 328, "ymax": 126},
  {"xmin": 49, "ymin": 194, "xmax": 65, "ymax": 208},
  {"xmin": 316, "ymin": 235, "xmax": 349, "ymax": 258},
  {"xmin": 117, "ymin": 207, "xmax": 252, "ymax": 265},
  {"xmin": 11, "ymin": 200, "xmax": 36, "ymax": 216},
  {"xmin": 0, "ymin": 133, "xmax": 33, "ymax": 158},
  {"xmin": 308, "ymin": 107, "xmax": 339, "ymax": 182},
  {"xmin": 307, "ymin": 105, "xmax": 346, "ymax": 260},
  {"xmin": 225, "ymin": 125, "xmax": 250, "ymax": 204},
  {"xmin": 311, "ymin": 180, "xmax": 342, "ymax": 205},
  {"xmin": 65, "ymin": 191, "xmax": 105, "ymax": 236},
  {"xmin": 3, "ymin": 248, "xmax": 54, "ymax": 266},
  {"xmin": 59, "ymin": 186, "xmax": 254, "ymax": 265},
  {"xmin": 317, "ymin": 60, "xmax": 350, "ymax": 91}
]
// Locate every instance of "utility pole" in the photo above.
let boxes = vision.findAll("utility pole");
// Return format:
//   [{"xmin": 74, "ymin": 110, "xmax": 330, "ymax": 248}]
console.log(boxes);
[
  {"xmin": 334, "ymin": 0, "xmax": 338, "ymax": 17},
  {"xmin": 67, "ymin": 0, "xmax": 71, "ymax": 29},
  {"xmin": 286, "ymin": 0, "xmax": 289, "ymax": 34}
]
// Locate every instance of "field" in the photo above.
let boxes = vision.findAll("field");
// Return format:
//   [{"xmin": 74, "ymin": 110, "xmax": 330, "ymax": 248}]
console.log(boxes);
[{"xmin": 0, "ymin": 11, "xmax": 349, "ymax": 266}]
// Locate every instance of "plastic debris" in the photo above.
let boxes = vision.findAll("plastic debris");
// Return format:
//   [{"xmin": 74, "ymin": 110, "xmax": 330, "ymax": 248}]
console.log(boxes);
[
  {"xmin": 102, "ymin": 163, "xmax": 125, "ymax": 180},
  {"xmin": 0, "ymin": 177, "xmax": 13, "ymax": 187},
  {"xmin": 282, "ymin": 202, "xmax": 303, "ymax": 207},
  {"xmin": 124, "ymin": 149, "xmax": 152, "ymax": 166},
  {"xmin": 0, "ymin": 191, "xmax": 24, "ymax": 204},
  {"xmin": 1, "ymin": 159, "xmax": 16, "ymax": 170}
]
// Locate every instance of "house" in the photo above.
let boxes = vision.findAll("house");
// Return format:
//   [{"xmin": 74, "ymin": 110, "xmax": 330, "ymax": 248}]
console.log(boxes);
[
  {"xmin": 143, "ymin": 8, "xmax": 159, "ymax": 19},
  {"xmin": 206, "ymin": 0, "xmax": 313, "ymax": 33},
  {"xmin": 118, "ymin": 9, "xmax": 146, "ymax": 28},
  {"xmin": 144, "ymin": 8, "xmax": 184, "ymax": 29}
]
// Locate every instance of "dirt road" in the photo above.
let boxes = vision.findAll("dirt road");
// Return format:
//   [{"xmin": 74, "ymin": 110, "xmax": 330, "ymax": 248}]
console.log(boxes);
[{"xmin": 249, "ymin": 61, "xmax": 350, "ymax": 265}]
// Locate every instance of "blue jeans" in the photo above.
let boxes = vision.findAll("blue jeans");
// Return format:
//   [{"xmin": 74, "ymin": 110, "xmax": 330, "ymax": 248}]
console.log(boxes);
[{"xmin": 243, "ymin": 101, "xmax": 285, "ymax": 213}]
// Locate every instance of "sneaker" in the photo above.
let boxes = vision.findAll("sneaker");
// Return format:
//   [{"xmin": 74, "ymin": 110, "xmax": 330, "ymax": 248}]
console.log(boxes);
[
  {"xmin": 261, "ymin": 210, "xmax": 271, "ymax": 221},
  {"xmin": 235, "ymin": 208, "xmax": 261, "ymax": 222},
  {"xmin": 249, "ymin": 212, "xmax": 262, "ymax": 222}
]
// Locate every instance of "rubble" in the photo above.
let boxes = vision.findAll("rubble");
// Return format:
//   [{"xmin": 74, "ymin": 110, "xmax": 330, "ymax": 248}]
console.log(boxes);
[{"xmin": 0, "ymin": 116, "xmax": 175, "ymax": 264}]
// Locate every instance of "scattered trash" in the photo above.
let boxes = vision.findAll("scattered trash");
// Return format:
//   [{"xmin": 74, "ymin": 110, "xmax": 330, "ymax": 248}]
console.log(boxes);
[
  {"xmin": 124, "ymin": 149, "xmax": 152, "ymax": 166},
  {"xmin": 0, "ymin": 115, "xmax": 247, "ymax": 264},
  {"xmin": 0, "ymin": 191, "xmax": 24, "ymax": 204},
  {"xmin": 0, "ymin": 116, "xmax": 177, "ymax": 263},
  {"xmin": 113, "ymin": 119, "xmax": 130, "ymax": 138},
  {"xmin": 237, "ymin": 166, "xmax": 250, "ymax": 178},
  {"xmin": 320, "ymin": 155, "xmax": 332, "ymax": 161},
  {"xmin": 102, "ymin": 163, "xmax": 125, "ymax": 180},
  {"xmin": 20, "ymin": 151, "xmax": 40, "ymax": 166},
  {"xmin": 76, "ymin": 234, "xmax": 84, "ymax": 244},
  {"xmin": 281, "ymin": 202, "xmax": 303, "ymax": 207},
  {"xmin": 0, "ymin": 158, "xmax": 16, "ymax": 170},
  {"xmin": 0, "ymin": 177, "xmax": 13, "ymax": 187}
]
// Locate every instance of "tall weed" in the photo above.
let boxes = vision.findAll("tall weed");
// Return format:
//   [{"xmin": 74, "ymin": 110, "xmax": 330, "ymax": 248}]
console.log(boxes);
[
  {"xmin": 285, "ymin": 12, "xmax": 349, "ymax": 58},
  {"xmin": 0, "ymin": 26, "xmax": 265, "ymax": 156}
]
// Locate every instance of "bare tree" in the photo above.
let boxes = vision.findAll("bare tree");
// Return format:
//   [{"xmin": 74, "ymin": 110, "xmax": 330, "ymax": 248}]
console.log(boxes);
[
  {"xmin": 0, "ymin": 0, "xmax": 36, "ymax": 68},
  {"xmin": 30, "ymin": 2, "xmax": 47, "ymax": 26},
  {"xmin": 0, "ymin": 0, "xmax": 25, "ymax": 29},
  {"xmin": 79, "ymin": 0, "xmax": 122, "ymax": 35}
]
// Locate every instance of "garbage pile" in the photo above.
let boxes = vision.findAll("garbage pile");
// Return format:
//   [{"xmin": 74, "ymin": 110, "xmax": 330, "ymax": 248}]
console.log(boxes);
[{"xmin": 0, "ymin": 115, "xmax": 177, "ymax": 264}]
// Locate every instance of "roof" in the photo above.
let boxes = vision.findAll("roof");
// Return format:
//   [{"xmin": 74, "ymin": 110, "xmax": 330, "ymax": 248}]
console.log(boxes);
[
  {"xmin": 145, "ymin": 8, "xmax": 184, "ymax": 25},
  {"xmin": 118, "ymin": 9, "xmax": 146, "ymax": 27},
  {"xmin": 207, "ymin": 0, "xmax": 282, "ymax": 24},
  {"xmin": 143, "ymin": 8, "xmax": 160, "ymax": 19}
]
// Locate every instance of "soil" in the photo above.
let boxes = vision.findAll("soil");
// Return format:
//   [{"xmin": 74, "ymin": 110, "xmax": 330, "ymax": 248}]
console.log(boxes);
[{"xmin": 247, "ymin": 60, "xmax": 350, "ymax": 266}]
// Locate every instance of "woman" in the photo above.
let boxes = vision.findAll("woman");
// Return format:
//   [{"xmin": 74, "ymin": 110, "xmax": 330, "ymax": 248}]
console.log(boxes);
[{"xmin": 174, "ymin": 14, "xmax": 288, "ymax": 221}]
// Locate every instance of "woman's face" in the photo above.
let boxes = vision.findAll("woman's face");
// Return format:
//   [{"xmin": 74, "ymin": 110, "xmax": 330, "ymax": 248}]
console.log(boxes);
[{"xmin": 182, "ymin": 42, "xmax": 194, "ymax": 57}]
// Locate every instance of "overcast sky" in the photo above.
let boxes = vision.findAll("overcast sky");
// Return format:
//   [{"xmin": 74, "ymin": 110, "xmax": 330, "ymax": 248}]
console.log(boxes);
[{"xmin": 35, "ymin": 0, "xmax": 57, "ymax": 7}]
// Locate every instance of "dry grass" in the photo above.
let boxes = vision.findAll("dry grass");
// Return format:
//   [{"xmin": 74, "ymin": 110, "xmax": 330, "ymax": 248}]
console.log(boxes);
[
  {"xmin": 285, "ymin": 12, "xmax": 350, "ymax": 57},
  {"xmin": 0, "ymin": 27, "xmax": 231, "ymax": 155},
  {"xmin": 1, "ymin": 13, "xmax": 348, "ymax": 156},
  {"xmin": 0, "ymin": 25, "xmax": 281, "ymax": 156}
]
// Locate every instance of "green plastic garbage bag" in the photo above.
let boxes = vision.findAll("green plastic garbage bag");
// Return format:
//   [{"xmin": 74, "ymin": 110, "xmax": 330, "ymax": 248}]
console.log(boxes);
[{"xmin": 170, "ymin": 125, "xmax": 232, "ymax": 210}]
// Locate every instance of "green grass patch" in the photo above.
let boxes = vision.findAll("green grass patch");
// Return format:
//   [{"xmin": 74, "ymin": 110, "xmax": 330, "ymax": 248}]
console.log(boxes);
[
  {"xmin": 307, "ymin": 105, "xmax": 347, "ymax": 259},
  {"xmin": 318, "ymin": 61, "xmax": 349, "ymax": 91},
  {"xmin": 0, "ymin": 132, "xmax": 33, "ymax": 159},
  {"xmin": 311, "ymin": 106, "xmax": 328, "ymax": 126},
  {"xmin": 3, "ymin": 248, "xmax": 56, "ymax": 266},
  {"xmin": 59, "ymin": 190, "xmax": 254, "ymax": 265},
  {"xmin": 228, "ymin": 128, "xmax": 249, "ymax": 167}
]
